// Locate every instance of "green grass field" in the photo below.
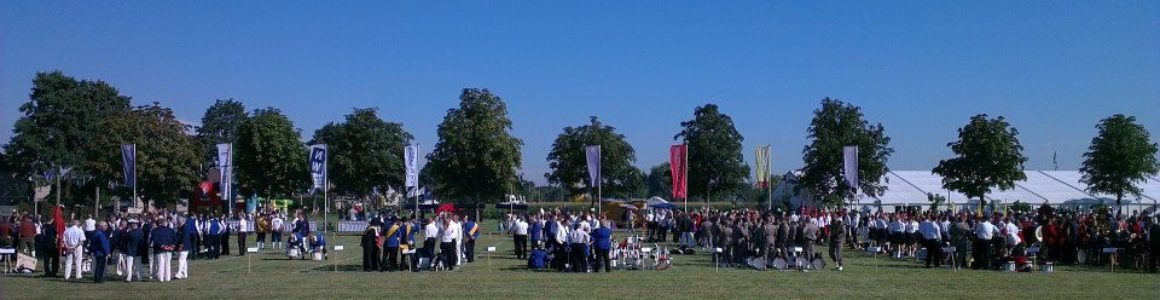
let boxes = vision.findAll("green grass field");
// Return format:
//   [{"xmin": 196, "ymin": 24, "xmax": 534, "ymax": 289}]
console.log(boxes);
[{"xmin": 2, "ymin": 223, "xmax": 1157, "ymax": 299}]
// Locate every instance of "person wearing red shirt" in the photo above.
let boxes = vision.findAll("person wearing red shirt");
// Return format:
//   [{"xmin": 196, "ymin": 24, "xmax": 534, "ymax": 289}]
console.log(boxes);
[{"xmin": 19, "ymin": 215, "xmax": 38, "ymax": 254}]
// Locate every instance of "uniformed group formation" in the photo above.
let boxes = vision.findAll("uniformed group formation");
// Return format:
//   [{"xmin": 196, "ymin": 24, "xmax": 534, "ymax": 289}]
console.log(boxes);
[
  {"xmin": 0, "ymin": 206, "xmax": 324, "ymax": 283},
  {"xmin": 358, "ymin": 213, "xmax": 481, "ymax": 272}
]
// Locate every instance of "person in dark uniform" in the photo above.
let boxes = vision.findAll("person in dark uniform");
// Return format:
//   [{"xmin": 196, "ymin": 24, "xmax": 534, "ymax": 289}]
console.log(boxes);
[
  {"xmin": 360, "ymin": 223, "xmax": 381, "ymax": 272},
  {"xmin": 90, "ymin": 221, "xmax": 112, "ymax": 283},
  {"xmin": 206, "ymin": 216, "xmax": 221, "ymax": 260},
  {"xmin": 383, "ymin": 217, "xmax": 400, "ymax": 272},
  {"xmin": 220, "ymin": 214, "xmax": 231, "ymax": 256},
  {"xmin": 36, "ymin": 217, "xmax": 60, "ymax": 277},
  {"xmin": 829, "ymin": 217, "xmax": 846, "ymax": 271},
  {"xmin": 464, "ymin": 217, "xmax": 479, "ymax": 263},
  {"xmin": 591, "ymin": 221, "xmax": 613, "ymax": 272},
  {"xmin": 124, "ymin": 221, "xmax": 143, "ymax": 281}
]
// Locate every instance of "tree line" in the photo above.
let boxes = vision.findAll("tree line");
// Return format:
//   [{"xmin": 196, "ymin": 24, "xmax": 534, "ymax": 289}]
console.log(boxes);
[{"xmin": 3, "ymin": 71, "xmax": 1157, "ymax": 212}]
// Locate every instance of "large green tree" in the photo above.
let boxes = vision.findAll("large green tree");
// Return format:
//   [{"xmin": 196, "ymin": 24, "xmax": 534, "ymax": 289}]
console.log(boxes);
[
  {"xmin": 310, "ymin": 108, "xmax": 413, "ymax": 199},
  {"xmin": 1080, "ymin": 114, "xmax": 1159, "ymax": 209},
  {"xmin": 195, "ymin": 99, "xmax": 248, "ymax": 172},
  {"xmin": 235, "ymin": 108, "xmax": 309, "ymax": 198},
  {"xmin": 426, "ymin": 88, "xmax": 523, "ymax": 216},
  {"xmin": 4, "ymin": 71, "xmax": 131, "ymax": 184},
  {"xmin": 545, "ymin": 116, "xmax": 642, "ymax": 201},
  {"xmin": 674, "ymin": 104, "xmax": 749, "ymax": 202},
  {"xmin": 87, "ymin": 103, "xmax": 204, "ymax": 207},
  {"xmin": 933, "ymin": 114, "xmax": 1027, "ymax": 211},
  {"xmin": 646, "ymin": 162, "xmax": 672, "ymax": 198},
  {"xmin": 798, "ymin": 98, "xmax": 894, "ymax": 208}
]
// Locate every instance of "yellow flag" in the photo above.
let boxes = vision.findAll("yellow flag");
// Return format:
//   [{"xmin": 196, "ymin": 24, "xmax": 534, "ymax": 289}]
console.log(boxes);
[{"xmin": 755, "ymin": 145, "xmax": 771, "ymax": 187}]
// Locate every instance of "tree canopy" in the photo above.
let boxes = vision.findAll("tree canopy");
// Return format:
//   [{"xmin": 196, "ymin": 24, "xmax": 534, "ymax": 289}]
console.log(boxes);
[
  {"xmin": 545, "ymin": 116, "xmax": 643, "ymax": 201},
  {"xmin": 1080, "ymin": 114, "xmax": 1159, "ymax": 208},
  {"xmin": 646, "ymin": 162, "xmax": 672, "ymax": 198},
  {"xmin": 4, "ymin": 71, "xmax": 131, "ymax": 182},
  {"xmin": 426, "ymin": 88, "xmax": 523, "ymax": 211},
  {"xmin": 196, "ymin": 98, "xmax": 248, "ymax": 172},
  {"xmin": 310, "ymin": 107, "xmax": 413, "ymax": 199},
  {"xmin": 797, "ymin": 98, "xmax": 894, "ymax": 208},
  {"xmin": 933, "ymin": 114, "xmax": 1027, "ymax": 209},
  {"xmin": 674, "ymin": 104, "xmax": 749, "ymax": 202},
  {"xmin": 87, "ymin": 103, "xmax": 204, "ymax": 206},
  {"xmin": 234, "ymin": 108, "xmax": 308, "ymax": 198}
]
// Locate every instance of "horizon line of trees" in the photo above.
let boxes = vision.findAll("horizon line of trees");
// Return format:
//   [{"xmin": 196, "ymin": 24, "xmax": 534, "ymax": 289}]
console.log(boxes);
[{"xmin": 3, "ymin": 71, "xmax": 1157, "ymax": 213}]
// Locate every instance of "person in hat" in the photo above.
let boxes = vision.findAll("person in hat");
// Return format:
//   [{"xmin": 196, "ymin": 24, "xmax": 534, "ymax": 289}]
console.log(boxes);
[
  {"xmin": 35, "ymin": 216, "xmax": 60, "ymax": 277},
  {"xmin": 383, "ymin": 215, "xmax": 401, "ymax": 271}
]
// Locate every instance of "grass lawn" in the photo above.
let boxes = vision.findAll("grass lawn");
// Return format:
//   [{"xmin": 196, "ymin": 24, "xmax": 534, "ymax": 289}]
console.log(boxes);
[{"xmin": 1, "ymin": 222, "xmax": 1157, "ymax": 299}]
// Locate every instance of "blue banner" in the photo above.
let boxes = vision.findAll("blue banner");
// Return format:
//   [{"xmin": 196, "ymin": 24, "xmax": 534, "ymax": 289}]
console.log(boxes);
[
  {"xmin": 120, "ymin": 144, "xmax": 136, "ymax": 189},
  {"xmin": 309, "ymin": 145, "xmax": 327, "ymax": 194}
]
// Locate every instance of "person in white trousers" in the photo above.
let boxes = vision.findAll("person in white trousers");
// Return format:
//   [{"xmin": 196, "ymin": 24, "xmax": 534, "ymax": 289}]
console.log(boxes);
[
  {"xmin": 123, "ymin": 220, "xmax": 144, "ymax": 282},
  {"xmin": 62, "ymin": 220, "xmax": 87, "ymax": 280},
  {"xmin": 151, "ymin": 219, "xmax": 177, "ymax": 282}
]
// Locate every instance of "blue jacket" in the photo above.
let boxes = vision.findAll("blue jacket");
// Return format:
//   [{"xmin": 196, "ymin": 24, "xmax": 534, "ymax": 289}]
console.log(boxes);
[
  {"xmin": 464, "ymin": 221, "xmax": 479, "ymax": 241},
  {"xmin": 592, "ymin": 227, "xmax": 613, "ymax": 250},
  {"xmin": 530, "ymin": 222, "xmax": 543, "ymax": 242},
  {"xmin": 123, "ymin": 228, "xmax": 143, "ymax": 256},
  {"xmin": 311, "ymin": 233, "xmax": 326, "ymax": 248},
  {"xmin": 209, "ymin": 218, "xmax": 222, "ymax": 236},
  {"xmin": 545, "ymin": 221, "xmax": 557, "ymax": 243},
  {"xmin": 180, "ymin": 225, "xmax": 195, "ymax": 251},
  {"xmin": 151, "ymin": 227, "xmax": 177, "ymax": 252},
  {"xmin": 90, "ymin": 230, "xmax": 111, "ymax": 257},
  {"xmin": 384, "ymin": 222, "xmax": 401, "ymax": 248}
]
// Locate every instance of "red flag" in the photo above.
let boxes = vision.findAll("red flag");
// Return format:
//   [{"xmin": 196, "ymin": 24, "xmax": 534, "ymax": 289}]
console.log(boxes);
[
  {"xmin": 670, "ymin": 144, "xmax": 688, "ymax": 199},
  {"xmin": 53, "ymin": 205, "xmax": 65, "ymax": 247}
]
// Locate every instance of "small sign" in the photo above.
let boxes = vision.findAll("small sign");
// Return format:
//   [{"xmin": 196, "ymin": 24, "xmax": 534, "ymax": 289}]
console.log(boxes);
[
  {"xmin": 127, "ymin": 208, "xmax": 143, "ymax": 214},
  {"xmin": 334, "ymin": 245, "xmax": 345, "ymax": 251},
  {"xmin": 641, "ymin": 247, "xmax": 652, "ymax": 252},
  {"xmin": 247, "ymin": 247, "xmax": 259, "ymax": 253},
  {"xmin": 714, "ymin": 247, "xmax": 723, "ymax": 253},
  {"xmin": 0, "ymin": 248, "xmax": 14, "ymax": 254},
  {"xmin": 486, "ymin": 246, "xmax": 496, "ymax": 252}
]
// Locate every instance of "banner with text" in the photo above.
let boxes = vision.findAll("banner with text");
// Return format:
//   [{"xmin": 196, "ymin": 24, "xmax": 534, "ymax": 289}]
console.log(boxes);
[
  {"xmin": 585, "ymin": 145, "xmax": 601, "ymax": 188},
  {"xmin": 216, "ymin": 143, "xmax": 233, "ymax": 203},
  {"xmin": 120, "ymin": 144, "xmax": 136, "ymax": 189},
  {"xmin": 309, "ymin": 145, "xmax": 328, "ymax": 194},
  {"xmin": 405, "ymin": 144, "xmax": 419, "ymax": 188},
  {"xmin": 843, "ymin": 145, "xmax": 859, "ymax": 189}
]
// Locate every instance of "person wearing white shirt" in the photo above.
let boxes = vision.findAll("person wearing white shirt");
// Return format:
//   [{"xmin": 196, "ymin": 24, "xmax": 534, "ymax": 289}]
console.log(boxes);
[
  {"xmin": 568, "ymin": 225, "xmax": 591, "ymax": 272},
  {"xmin": 919, "ymin": 215, "xmax": 943, "ymax": 268},
  {"xmin": 236, "ymin": 215, "xmax": 249, "ymax": 256},
  {"xmin": 906, "ymin": 217, "xmax": 920, "ymax": 257},
  {"xmin": 63, "ymin": 220, "xmax": 87, "ymax": 280},
  {"xmin": 271, "ymin": 216, "xmax": 285, "ymax": 249},
  {"xmin": 888, "ymin": 216, "xmax": 904, "ymax": 258},
  {"xmin": 512, "ymin": 218, "xmax": 529, "ymax": 259},
  {"xmin": 974, "ymin": 219, "xmax": 998, "ymax": 270},
  {"xmin": 1004, "ymin": 219, "xmax": 1021, "ymax": 257},
  {"xmin": 423, "ymin": 216, "xmax": 439, "ymax": 263},
  {"xmin": 439, "ymin": 217, "xmax": 460, "ymax": 271}
]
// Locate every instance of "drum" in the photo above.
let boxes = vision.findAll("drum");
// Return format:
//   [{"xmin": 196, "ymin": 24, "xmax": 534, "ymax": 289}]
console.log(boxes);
[
  {"xmin": 1002, "ymin": 261, "xmax": 1016, "ymax": 272},
  {"xmin": 1040, "ymin": 262, "xmax": 1054, "ymax": 273},
  {"xmin": 312, "ymin": 252, "xmax": 324, "ymax": 261},
  {"xmin": 748, "ymin": 257, "xmax": 767, "ymax": 270},
  {"xmin": 795, "ymin": 257, "xmax": 809, "ymax": 268},
  {"xmin": 772, "ymin": 258, "xmax": 788, "ymax": 270},
  {"xmin": 811, "ymin": 258, "xmax": 826, "ymax": 270},
  {"xmin": 288, "ymin": 248, "xmax": 300, "ymax": 259}
]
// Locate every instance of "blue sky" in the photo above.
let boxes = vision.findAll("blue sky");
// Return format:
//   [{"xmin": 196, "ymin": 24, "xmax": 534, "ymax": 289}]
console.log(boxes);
[{"xmin": 2, "ymin": 1, "xmax": 1158, "ymax": 185}]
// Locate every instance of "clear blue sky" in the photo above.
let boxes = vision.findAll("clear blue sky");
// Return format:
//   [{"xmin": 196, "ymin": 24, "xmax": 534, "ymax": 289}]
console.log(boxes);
[{"xmin": 3, "ymin": 1, "xmax": 1158, "ymax": 185}]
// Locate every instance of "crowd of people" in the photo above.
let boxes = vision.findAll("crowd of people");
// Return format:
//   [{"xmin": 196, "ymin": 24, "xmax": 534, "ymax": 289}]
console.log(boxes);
[
  {"xmin": 6, "ymin": 203, "xmax": 1160, "ymax": 281},
  {"xmin": 0, "ymin": 205, "xmax": 327, "ymax": 283}
]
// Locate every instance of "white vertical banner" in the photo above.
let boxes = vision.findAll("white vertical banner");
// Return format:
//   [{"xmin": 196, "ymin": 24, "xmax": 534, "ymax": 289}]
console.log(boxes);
[
  {"xmin": 585, "ymin": 145, "xmax": 601, "ymax": 188},
  {"xmin": 404, "ymin": 144, "xmax": 419, "ymax": 188},
  {"xmin": 309, "ymin": 145, "xmax": 328, "ymax": 194},
  {"xmin": 842, "ymin": 145, "xmax": 859, "ymax": 189},
  {"xmin": 216, "ymin": 143, "xmax": 233, "ymax": 204}
]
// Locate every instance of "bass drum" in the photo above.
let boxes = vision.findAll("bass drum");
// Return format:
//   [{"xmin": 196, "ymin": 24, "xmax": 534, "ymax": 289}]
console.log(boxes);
[
  {"xmin": 812, "ymin": 258, "xmax": 826, "ymax": 270},
  {"xmin": 795, "ymin": 257, "xmax": 809, "ymax": 269},
  {"xmin": 748, "ymin": 257, "xmax": 768, "ymax": 270},
  {"xmin": 772, "ymin": 257, "xmax": 788, "ymax": 270}
]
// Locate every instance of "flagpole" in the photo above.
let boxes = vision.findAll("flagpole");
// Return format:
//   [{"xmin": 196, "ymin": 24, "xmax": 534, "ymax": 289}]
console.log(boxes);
[
  {"xmin": 597, "ymin": 145, "xmax": 602, "ymax": 217},
  {"xmin": 133, "ymin": 145, "xmax": 138, "ymax": 209},
  {"xmin": 767, "ymin": 147, "xmax": 772, "ymax": 212},
  {"xmin": 323, "ymin": 156, "xmax": 328, "ymax": 238},
  {"xmin": 683, "ymin": 143, "xmax": 688, "ymax": 212}
]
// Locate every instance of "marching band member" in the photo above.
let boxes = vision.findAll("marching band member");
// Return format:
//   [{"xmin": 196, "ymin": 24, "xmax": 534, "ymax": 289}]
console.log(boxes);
[
  {"xmin": 176, "ymin": 216, "xmax": 194, "ymax": 279},
  {"xmin": 360, "ymin": 221, "xmax": 381, "ymax": 272},
  {"xmin": 440, "ymin": 215, "xmax": 460, "ymax": 271},
  {"xmin": 592, "ymin": 220, "xmax": 613, "ymax": 272},
  {"xmin": 568, "ymin": 223, "xmax": 591, "ymax": 272},
  {"xmin": 123, "ymin": 220, "xmax": 144, "ymax": 281},
  {"xmin": 384, "ymin": 216, "xmax": 401, "ymax": 271},
  {"xmin": 464, "ymin": 216, "xmax": 479, "ymax": 263},
  {"xmin": 62, "ymin": 220, "xmax": 86, "ymax": 280},
  {"xmin": 512, "ymin": 216, "xmax": 529, "ymax": 260}
]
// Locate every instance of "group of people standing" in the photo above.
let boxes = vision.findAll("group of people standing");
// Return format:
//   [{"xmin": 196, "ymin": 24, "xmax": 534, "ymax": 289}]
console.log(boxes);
[{"xmin": 360, "ymin": 212, "xmax": 479, "ymax": 272}]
